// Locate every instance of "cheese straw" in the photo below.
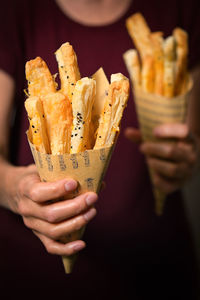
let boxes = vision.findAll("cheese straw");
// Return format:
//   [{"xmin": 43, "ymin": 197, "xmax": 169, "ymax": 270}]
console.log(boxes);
[
  {"xmin": 94, "ymin": 73, "xmax": 129, "ymax": 149},
  {"xmin": 25, "ymin": 96, "xmax": 50, "ymax": 153},
  {"xmin": 70, "ymin": 77, "xmax": 96, "ymax": 154},
  {"xmin": 42, "ymin": 92, "xmax": 73, "ymax": 155}
]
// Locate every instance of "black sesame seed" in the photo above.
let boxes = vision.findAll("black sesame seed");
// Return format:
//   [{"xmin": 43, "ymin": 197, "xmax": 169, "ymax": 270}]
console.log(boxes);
[
  {"xmin": 71, "ymin": 93, "xmax": 73, "ymax": 95},
  {"xmin": 83, "ymin": 121, "xmax": 85, "ymax": 124},
  {"xmin": 71, "ymin": 83, "xmax": 74, "ymax": 86},
  {"xmin": 109, "ymin": 104, "xmax": 112, "ymax": 107},
  {"xmin": 34, "ymin": 131, "xmax": 37, "ymax": 134},
  {"xmin": 67, "ymin": 76, "xmax": 69, "ymax": 79},
  {"xmin": 81, "ymin": 136, "xmax": 83, "ymax": 138},
  {"xmin": 32, "ymin": 125, "xmax": 35, "ymax": 128},
  {"xmin": 99, "ymin": 136, "xmax": 102, "ymax": 138},
  {"xmin": 71, "ymin": 135, "xmax": 73, "ymax": 137},
  {"xmin": 78, "ymin": 127, "xmax": 81, "ymax": 129},
  {"xmin": 75, "ymin": 134, "xmax": 77, "ymax": 136},
  {"xmin": 43, "ymin": 114, "xmax": 45, "ymax": 117}
]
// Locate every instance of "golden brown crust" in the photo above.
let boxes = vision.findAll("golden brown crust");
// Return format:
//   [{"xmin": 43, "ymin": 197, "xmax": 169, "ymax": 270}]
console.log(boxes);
[
  {"xmin": 125, "ymin": 13, "xmax": 189, "ymax": 98},
  {"xmin": 151, "ymin": 32, "xmax": 164, "ymax": 95},
  {"xmin": 55, "ymin": 42, "xmax": 81, "ymax": 101},
  {"xmin": 70, "ymin": 77, "xmax": 96, "ymax": 154},
  {"xmin": 141, "ymin": 55, "xmax": 155, "ymax": 93},
  {"xmin": 25, "ymin": 96, "xmax": 50, "ymax": 153},
  {"xmin": 173, "ymin": 28, "xmax": 188, "ymax": 95},
  {"xmin": 123, "ymin": 49, "xmax": 141, "ymax": 88},
  {"xmin": 25, "ymin": 57, "xmax": 57, "ymax": 97},
  {"xmin": 163, "ymin": 36, "xmax": 176, "ymax": 97},
  {"xmin": 126, "ymin": 13, "xmax": 152, "ymax": 59},
  {"xmin": 42, "ymin": 92, "xmax": 73, "ymax": 154},
  {"xmin": 94, "ymin": 73, "xmax": 129, "ymax": 149}
]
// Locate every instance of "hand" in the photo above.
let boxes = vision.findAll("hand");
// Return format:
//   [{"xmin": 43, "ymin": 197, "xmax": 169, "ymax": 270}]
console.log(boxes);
[
  {"xmin": 125, "ymin": 124, "xmax": 198, "ymax": 194},
  {"xmin": 6, "ymin": 164, "xmax": 98, "ymax": 256}
]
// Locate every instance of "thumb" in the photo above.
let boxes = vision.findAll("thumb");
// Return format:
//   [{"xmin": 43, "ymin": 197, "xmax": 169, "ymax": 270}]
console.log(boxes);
[{"xmin": 124, "ymin": 127, "xmax": 142, "ymax": 144}]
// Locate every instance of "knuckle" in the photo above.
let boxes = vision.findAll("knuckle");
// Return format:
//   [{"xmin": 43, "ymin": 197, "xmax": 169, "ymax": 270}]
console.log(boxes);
[
  {"xmin": 48, "ymin": 226, "xmax": 60, "ymax": 240},
  {"xmin": 73, "ymin": 200, "xmax": 84, "ymax": 215},
  {"xmin": 169, "ymin": 165, "xmax": 179, "ymax": 177},
  {"xmin": 72, "ymin": 217, "xmax": 85, "ymax": 232},
  {"xmin": 17, "ymin": 200, "xmax": 28, "ymax": 216},
  {"xmin": 49, "ymin": 184, "xmax": 59, "ymax": 196},
  {"xmin": 44, "ymin": 243, "xmax": 55, "ymax": 255},
  {"xmin": 45, "ymin": 207, "xmax": 58, "ymax": 223},
  {"xmin": 29, "ymin": 187, "xmax": 39, "ymax": 202},
  {"xmin": 166, "ymin": 145, "xmax": 176, "ymax": 159}
]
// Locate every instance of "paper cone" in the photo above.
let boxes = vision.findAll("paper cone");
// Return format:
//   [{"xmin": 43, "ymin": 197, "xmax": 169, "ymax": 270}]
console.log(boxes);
[
  {"xmin": 134, "ymin": 83, "xmax": 192, "ymax": 215},
  {"xmin": 28, "ymin": 135, "xmax": 114, "ymax": 273}
]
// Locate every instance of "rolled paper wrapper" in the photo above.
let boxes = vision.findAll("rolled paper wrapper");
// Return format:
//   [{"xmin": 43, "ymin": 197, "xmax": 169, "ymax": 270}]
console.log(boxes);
[
  {"xmin": 27, "ymin": 131, "xmax": 114, "ymax": 273},
  {"xmin": 134, "ymin": 80, "xmax": 192, "ymax": 215}
]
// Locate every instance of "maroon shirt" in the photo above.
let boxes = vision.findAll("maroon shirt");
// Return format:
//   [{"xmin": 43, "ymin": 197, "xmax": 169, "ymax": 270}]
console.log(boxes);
[{"xmin": 0, "ymin": 0, "xmax": 199, "ymax": 298}]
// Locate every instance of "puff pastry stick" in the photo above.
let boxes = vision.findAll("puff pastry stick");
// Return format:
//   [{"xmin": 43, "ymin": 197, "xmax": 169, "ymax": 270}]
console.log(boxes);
[
  {"xmin": 126, "ymin": 12, "xmax": 152, "ymax": 59},
  {"xmin": 123, "ymin": 49, "xmax": 141, "ymax": 88},
  {"xmin": 141, "ymin": 55, "xmax": 155, "ymax": 93},
  {"xmin": 42, "ymin": 92, "xmax": 73, "ymax": 154},
  {"xmin": 70, "ymin": 77, "xmax": 96, "ymax": 154},
  {"xmin": 25, "ymin": 57, "xmax": 57, "ymax": 97},
  {"xmin": 163, "ymin": 36, "xmax": 176, "ymax": 97},
  {"xmin": 55, "ymin": 42, "xmax": 81, "ymax": 101},
  {"xmin": 94, "ymin": 74, "xmax": 129, "ymax": 149},
  {"xmin": 25, "ymin": 96, "xmax": 50, "ymax": 153},
  {"xmin": 173, "ymin": 28, "xmax": 188, "ymax": 95},
  {"xmin": 151, "ymin": 32, "xmax": 164, "ymax": 95}
]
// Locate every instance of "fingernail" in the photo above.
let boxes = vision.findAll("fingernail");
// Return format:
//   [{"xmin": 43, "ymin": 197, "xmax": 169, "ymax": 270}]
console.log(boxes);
[
  {"xmin": 84, "ymin": 207, "xmax": 96, "ymax": 221},
  {"xmin": 73, "ymin": 243, "xmax": 85, "ymax": 252},
  {"xmin": 65, "ymin": 180, "xmax": 77, "ymax": 192},
  {"xmin": 85, "ymin": 193, "xmax": 98, "ymax": 206}
]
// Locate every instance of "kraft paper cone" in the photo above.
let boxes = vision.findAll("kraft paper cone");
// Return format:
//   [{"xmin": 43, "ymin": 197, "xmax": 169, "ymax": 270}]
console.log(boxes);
[
  {"xmin": 25, "ymin": 67, "xmax": 120, "ymax": 272},
  {"xmin": 28, "ymin": 134, "xmax": 114, "ymax": 273},
  {"xmin": 134, "ymin": 83, "xmax": 192, "ymax": 215}
]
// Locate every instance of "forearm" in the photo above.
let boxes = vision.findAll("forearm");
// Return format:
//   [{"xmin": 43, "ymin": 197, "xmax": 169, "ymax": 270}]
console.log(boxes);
[{"xmin": 0, "ymin": 154, "xmax": 25, "ymax": 212}]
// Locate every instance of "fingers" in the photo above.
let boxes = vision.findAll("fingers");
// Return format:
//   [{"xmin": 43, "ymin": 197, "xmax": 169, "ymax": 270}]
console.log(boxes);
[
  {"xmin": 19, "ymin": 176, "xmax": 78, "ymax": 203},
  {"xmin": 33, "ymin": 231, "xmax": 86, "ymax": 256},
  {"xmin": 140, "ymin": 141, "xmax": 197, "ymax": 164},
  {"xmin": 152, "ymin": 173, "xmax": 183, "ymax": 194},
  {"xmin": 147, "ymin": 157, "xmax": 191, "ymax": 180},
  {"xmin": 153, "ymin": 123, "xmax": 189, "ymax": 139},
  {"xmin": 124, "ymin": 127, "xmax": 142, "ymax": 143},
  {"xmin": 23, "ymin": 206, "xmax": 97, "ymax": 241},
  {"xmin": 20, "ymin": 192, "xmax": 98, "ymax": 223}
]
